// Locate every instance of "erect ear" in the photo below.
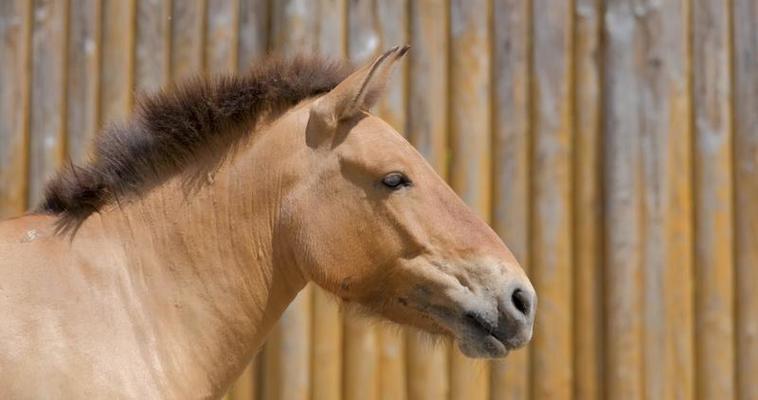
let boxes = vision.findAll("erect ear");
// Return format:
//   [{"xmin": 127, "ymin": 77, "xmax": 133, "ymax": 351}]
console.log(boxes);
[{"xmin": 310, "ymin": 45, "xmax": 409, "ymax": 130}]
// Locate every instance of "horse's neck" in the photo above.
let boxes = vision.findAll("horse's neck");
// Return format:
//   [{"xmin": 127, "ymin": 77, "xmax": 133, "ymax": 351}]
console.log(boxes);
[{"xmin": 88, "ymin": 136, "xmax": 307, "ymax": 396}]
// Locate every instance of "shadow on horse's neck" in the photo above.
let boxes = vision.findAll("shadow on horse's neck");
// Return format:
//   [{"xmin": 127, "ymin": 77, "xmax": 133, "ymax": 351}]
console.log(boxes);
[{"xmin": 85, "ymin": 124, "xmax": 307, "ymax": 397}]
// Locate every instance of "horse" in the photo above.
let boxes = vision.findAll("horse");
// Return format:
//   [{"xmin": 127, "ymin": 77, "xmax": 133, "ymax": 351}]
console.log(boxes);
[{"xmin": 0, "ymin": 46, "xmax": 535, "ymax": 399}]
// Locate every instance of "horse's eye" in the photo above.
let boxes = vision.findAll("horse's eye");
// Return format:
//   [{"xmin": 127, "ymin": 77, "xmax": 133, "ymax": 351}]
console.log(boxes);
[{"xmin": 382, "ymin": 172, "xmax": 410, "ymax": 190}]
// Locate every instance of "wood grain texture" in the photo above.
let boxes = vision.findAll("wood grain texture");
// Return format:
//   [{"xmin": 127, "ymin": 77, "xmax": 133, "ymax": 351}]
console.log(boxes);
[
  {"xmin": 0, "ymin": 0, "xmax": 31, "ymax": 218},
  {"xmin": 262, "ymin": 325, "xmax": 283, "ymax": 400},
  {"xmin": 206, "ymin": 0, "xmax": 239, "ymax": 74},
  {"xmin": 1, "ymin": 3, "xmax": 754, "ymax": 399},
  {"xmin": 99, "ymin": 0, "xmax": 135, "ymax": 125},
  {"xmin": 228, "ymin": 359, "xmax": 258, "ymax": 400},
  {"xmin": 343, "ymin": 316, "xmax": 379, "ymax": 400},
  {"xmin": 572, "ymin": 0, "xmax": 602, "ymax": 399},
  {"xmin": 311, "ymin": 290, "xmax": 343, "ymax": 400},
  {"xmin": 405, "ymin": 333, "xmax": 450, "ymax": 400},
  {"xmin": 270, "ymin": 0, "xmax": 318, "ymax": 55},
  {"xmin": 448, "ymin": 1, "xmax": 491, "ymax": 399},
  {"xmin": 28, "ymin": 0, "xmax": 68, "ymax": 206},
  {"xmin": 347, "ymin": 0, "xmax": 378, "ymax": 63},
  {"xmin": 66, "ymin": 0, "xmax": 100, "ymax": 162},
  {"xmin": 693, "ymin": 0, "xmax": 735, "ymax": 399},
  {"xmin": 529, "ymin": 0, "xmax": 573, "ymax": 398},
  {"xmin": 602, "ymin": 2, "xmax": 644, "ymax": 398},
  {"xmin": 376, "ymin": 326, "xmax": 406, "ymax": 400},
  {"xmin": 265, "ymin": 288, "xmax": 312, "ymax": 400},
  {"xmin": 237, "ymin": 0, "xmax": 269, "ymax": 71},
  {"xmin": 375, "ymin": 0, "xmax": 407, "ymax": 134},
  {"xmin": 407, "ymin": 0, "xmax": 448, "ymax": 174},
  {"xmin": 170, "ymin": 0, "xmax": 204, "ymax": 79},
  {"xmin": 375, "ymin": 3, "xmax": 408, "ymax": 400},
  {"xmin": 317, "ymin": 0, "xmax": 345, "ymax": 57},
  {"xmin": 135, "ymin": 0, "xmax": 170, "ymax": 92},
  {"xmin": 405, "ymin": 2, "xmax": 450, "ymax": 399},
  {"xmin": 636, "ymin": 2, "xmax": 694, "ymax": 399},
  {"xmin": 733, "ymin": 1, "xmax": 758, "ymax": 399},
  {"xmin": 490, "ymin": 0, "xmax": 530, "ymax": 398}
]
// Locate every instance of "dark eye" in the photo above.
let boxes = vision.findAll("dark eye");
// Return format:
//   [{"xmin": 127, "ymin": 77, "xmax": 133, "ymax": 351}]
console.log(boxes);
[{"xmin": 381, "ymin": 172, "xmax": 411, "ymax": 190}]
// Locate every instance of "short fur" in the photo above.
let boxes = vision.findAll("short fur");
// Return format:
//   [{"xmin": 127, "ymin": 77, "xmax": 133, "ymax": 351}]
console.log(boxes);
[
  {"xmin": 38, "ymin": 55, "xmax": 353, "ymax": 232},
  {"xmin": 1, "ymin": 46, "xmax": 536, "ymax": 398}
]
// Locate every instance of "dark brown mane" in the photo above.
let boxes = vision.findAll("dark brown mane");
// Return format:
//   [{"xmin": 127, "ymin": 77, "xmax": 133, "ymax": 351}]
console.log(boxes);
[{"xmin": 38, "ymin": 55, "xmax": 353, "ymax": 232}]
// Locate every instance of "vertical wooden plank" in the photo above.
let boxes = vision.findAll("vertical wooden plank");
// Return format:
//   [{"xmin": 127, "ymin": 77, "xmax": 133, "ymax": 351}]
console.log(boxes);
[
  {"xmin": 311, "ymin": 285, "xmax": 343, "ymax": 400},
  {"xmin": 137, "ymin": 0, "xmax": 168, "ymax": 87},
  {"xmin": 229, "ymin": 360, "xmax": 258, "ymax": 400},
  {"xmin": 66, "ymin": 0, "xmax": 100, "ymax": 162},
  {"xmin": 263, "ymin": 325, "xmax": 284, "ymax": 400},
  {"xmin": 490, "ymin": 0, "xmax": 530, "ymax": 398},
  {"xmin": 237, "ymin": 0, "xmax": 268, "ymax": 70},
  {"xmin": 375, "ymin": 0, "xmax": 407, "ymax": 133},
  {"xmin": 317, "ymin": 0, "xmax": 345, "ymax": 57},
  {"xmin": 406, "ymin": 1, "xmax": 450, "ymax": 399},
  {"xmin": 376, "ymin": 324, "xmax": 406, "ymax": 400},
  {"xmin": 692, "ymin": 0, "xmax": 735, "ymax": 399},
  {"xmin": 448, "ymin": 1, "xmax": 491, "ymax": 400},
  {"xmin": 0, "ymin": 0, "xmax": 31, "ymax": 218},
  {"xmin": 375, "ymin": 2, "xmax": 408, "ymax": 400},
  {"xmin": 572, "ymin": 0, "xmax": 602, "ymax": 399},
  {"xmin": 529, "ymin": 0, "xmax": 573, "ymax": 398},
  {"xmin": 342, "ymin": 313, "xmax": 378, "ymax": 400},
  {"xmin": 135, "ymin": 0, "xmax": 170, "ymax": 92},
  {"xmin": 311, "ymin": 2, "xmax": 345, "ymax": 400},
  {"xmin": 662, "ymin": 62, "xmax": 696, "ymax": 400},
  {"xmin": 407, "ymin": 0, "xmax": 448, "ymax": 173},
  {"xmin": 206, "ymin": 0, "xmax": 239, "ymax": 75},
  {"xmin": 268, "ymin": 290, "xmax": 313, "ymax": 400},
  {"xmin": 602, "ymin": 2, "xmax": 644, "ymax": 398},
  {"xmin": 28, "ymin": 0, "xmax": 68, "ymax": 206},
  {"xmin": 733, "ymin": 1, "xmax": 758, "ymax": 399},
  {"xmin": 100, "ymin": 0, "xmax": 135, "ymax": 124},
  {"xmin": 344, "ymin": 3, "xmax": 380, "ymax": 400},
  {"xmin": 635, "ymin": 2, "xmax": 694, "ymax": 399},
  {"xmin": 270, "ymin": 0, "xmax": 318, "ymax": 55},
  {"xmin": 265, "ymin": 3, "xmax": 318, "ymax": 399},
  {"xmin": 347, "ymin": 0, "xmax": 378, "ymax": 62},
  {"xmin": 170, "ymin": 0, "xmax": 204, "ymax": 80}
]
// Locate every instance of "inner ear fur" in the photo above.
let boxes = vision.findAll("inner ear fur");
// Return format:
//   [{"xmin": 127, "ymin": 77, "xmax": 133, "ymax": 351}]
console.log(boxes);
[{"xmin": 309, "ymin": 45, "xmax": 409, "ymax": 134}]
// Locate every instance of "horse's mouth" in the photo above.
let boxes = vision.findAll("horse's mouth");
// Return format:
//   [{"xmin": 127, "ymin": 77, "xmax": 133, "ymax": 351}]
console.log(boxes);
[
  {"xmin": 409, "ymin": 301, "xmax": 520, "ymax": 359},
  {"xmin": 455, "ymin": 311, "xmax": 512, "ymax": 358}
]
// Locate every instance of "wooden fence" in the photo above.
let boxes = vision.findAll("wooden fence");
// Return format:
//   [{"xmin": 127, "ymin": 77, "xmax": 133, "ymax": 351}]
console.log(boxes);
[{"xmin": 1, "ymin": 0, "xmax": 756, "ymax": 399}]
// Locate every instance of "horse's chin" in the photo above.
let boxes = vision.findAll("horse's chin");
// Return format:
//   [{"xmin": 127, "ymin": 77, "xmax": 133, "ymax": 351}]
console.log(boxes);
[
  {"xmin": 415, "ymin": 308, "xmax": 521, "ymax": 359},
  {"xmin": 404, "ymin": 315, "xmax": 513, "ymax": 359},
  {"xmin": 456, "ymin": 334, "xmax": 511, "ymax": 359},
  {"xmin": 341, "ymin": 297, "xmax": 516, "ymax": 359}
]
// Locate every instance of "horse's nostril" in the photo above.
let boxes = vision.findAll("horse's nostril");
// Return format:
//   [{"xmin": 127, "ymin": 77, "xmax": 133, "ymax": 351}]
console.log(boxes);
[{"xmin": 511, "ymin": 288, "xmax": 531, "ymax": 317}]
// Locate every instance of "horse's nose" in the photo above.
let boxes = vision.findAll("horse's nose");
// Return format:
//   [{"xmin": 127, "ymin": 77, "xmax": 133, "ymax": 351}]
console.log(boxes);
[{"xmin": 496, "ymin": 284, "xmax": 536, "ymax": 348}]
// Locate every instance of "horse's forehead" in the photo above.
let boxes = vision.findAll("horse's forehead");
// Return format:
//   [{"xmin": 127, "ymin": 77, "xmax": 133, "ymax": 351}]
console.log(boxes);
[{"xmin": 342, "ymin": 115, "xmax": 414, "ymax": 156}]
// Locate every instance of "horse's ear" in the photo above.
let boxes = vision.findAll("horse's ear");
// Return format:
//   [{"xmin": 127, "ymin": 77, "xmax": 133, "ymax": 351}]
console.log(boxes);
[{"xmin": 310, "ymin": 45, "xmax": 409, "ymax": 131}]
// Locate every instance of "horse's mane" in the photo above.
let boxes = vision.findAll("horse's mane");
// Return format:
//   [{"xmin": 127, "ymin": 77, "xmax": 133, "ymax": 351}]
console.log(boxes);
[{"xmin": 38, "ymin": 55, "xmax": 353, "ymax": 233}]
